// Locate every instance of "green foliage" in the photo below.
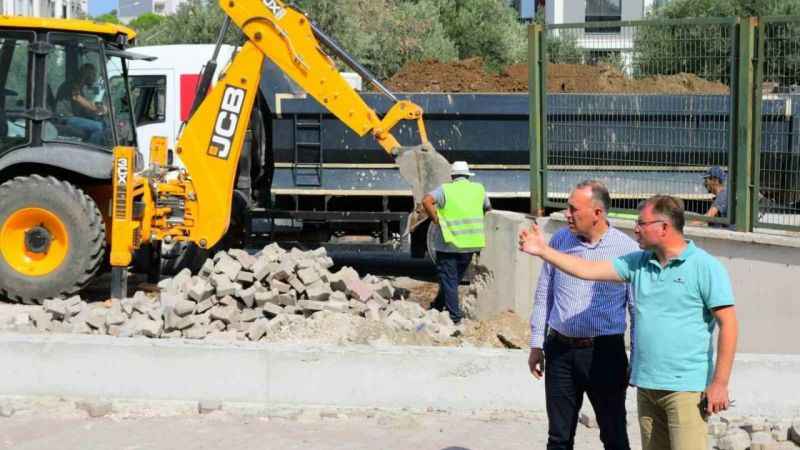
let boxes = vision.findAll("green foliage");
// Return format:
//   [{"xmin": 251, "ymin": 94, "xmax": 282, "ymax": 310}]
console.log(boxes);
[
  {"xmin": 433, "ymin": 0, "xmax": 527, "ymax": 71},
  {"xmin": 93, "ymin": 12, "xmax": 121, "ymax": 24},
  {"xmin": 545, "ymin": 33, "xmax": 582, "ymax": 64},
  {"xmin": 136, "ymin": 0, "xmax": 240, "ymax": 46},
  {"xmin": 648, "ymin": 0, "xmax": 800, "ymax": 18},
  {"xmin": 128, "ymin": 13, "xmax": 164, "ymax": 32}
]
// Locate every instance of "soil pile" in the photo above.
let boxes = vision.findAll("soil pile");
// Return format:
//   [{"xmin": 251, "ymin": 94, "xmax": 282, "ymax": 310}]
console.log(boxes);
[{"xmin": 384, "ymin": 58, "xmax": 730, "ymax": 94}]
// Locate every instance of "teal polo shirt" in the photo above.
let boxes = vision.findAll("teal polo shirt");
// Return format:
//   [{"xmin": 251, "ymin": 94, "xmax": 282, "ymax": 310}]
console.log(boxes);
[{"xmin": 613, "ymin": 241, "xmax": 735, "ymax": 392}]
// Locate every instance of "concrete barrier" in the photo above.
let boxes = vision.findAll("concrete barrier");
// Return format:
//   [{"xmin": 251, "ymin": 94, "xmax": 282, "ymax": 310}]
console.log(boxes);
[
  {"xmin": 476, "ymin": 210, "xmax": 800, "ymax": 354},
  {"xmin": 1, "ymin": 335, "xmax": 797, "ymax": 417}
]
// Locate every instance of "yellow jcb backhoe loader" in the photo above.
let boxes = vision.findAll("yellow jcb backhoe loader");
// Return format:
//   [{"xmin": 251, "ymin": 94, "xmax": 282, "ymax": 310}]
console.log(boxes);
[{"xmin": 108, "ymin": 0, "xmax": 451, "ymax": 298}]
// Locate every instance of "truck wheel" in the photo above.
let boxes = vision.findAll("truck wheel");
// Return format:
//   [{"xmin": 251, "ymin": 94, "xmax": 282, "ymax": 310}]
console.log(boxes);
[
  {"xmin": 0, "ymin": 175, "xmax": 106, "ymax": 303},
  {"xmin": 159, "ymin": 241, "xmax": 208, "ymax": 276}
]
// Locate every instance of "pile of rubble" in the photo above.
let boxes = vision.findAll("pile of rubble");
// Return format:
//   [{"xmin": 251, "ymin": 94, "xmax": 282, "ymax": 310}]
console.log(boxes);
[
  {"xmin": 708, "ymin": 415, "xmax": 800, "ymax": 449},
  {"xmin": 12, "ymin": 244, "xmax": 465, "ymax": 345}
]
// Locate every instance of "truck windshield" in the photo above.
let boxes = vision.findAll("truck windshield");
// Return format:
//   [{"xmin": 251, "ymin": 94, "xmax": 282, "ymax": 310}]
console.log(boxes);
[{"xmin": 106, "ymin": 54, "xmax": 136, "ymax": 147}]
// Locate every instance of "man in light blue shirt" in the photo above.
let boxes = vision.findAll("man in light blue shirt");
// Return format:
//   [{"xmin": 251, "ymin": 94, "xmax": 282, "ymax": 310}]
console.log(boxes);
[{"xmin": 520, "ymin": 195, "xmax": 738, "ymax": 450}]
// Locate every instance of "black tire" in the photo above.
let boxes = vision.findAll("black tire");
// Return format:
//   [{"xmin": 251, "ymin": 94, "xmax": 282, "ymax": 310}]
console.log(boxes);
[
  {"xmin": 159, "ymin": 241, "xmax": 209, "ymax": 276},
  {"xmin": 0, "ymin": 175, "xmax": 106, "ymax": 303}
]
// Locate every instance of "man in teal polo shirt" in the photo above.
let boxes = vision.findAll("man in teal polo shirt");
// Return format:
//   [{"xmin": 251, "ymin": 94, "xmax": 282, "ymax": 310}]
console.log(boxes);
[{"xmin": 519, "ymin": 195, "xmax": 738, "ymax": 450}]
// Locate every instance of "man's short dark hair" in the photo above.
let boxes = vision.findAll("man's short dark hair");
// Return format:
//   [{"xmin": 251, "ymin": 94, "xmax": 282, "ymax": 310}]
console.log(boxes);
[
  {"xmin": 575, "ymin": 179, "xmax": 610, "ymax": 213},
  {"xmin": 639, "ymin": 195, "xmax": 685, "ymax": 233}
]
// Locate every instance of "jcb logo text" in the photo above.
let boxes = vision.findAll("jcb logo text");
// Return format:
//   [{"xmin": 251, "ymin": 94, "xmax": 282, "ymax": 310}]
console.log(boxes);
[{"xmin": 208, "ymin": 86, "xmax": 246, "ymax": 160}]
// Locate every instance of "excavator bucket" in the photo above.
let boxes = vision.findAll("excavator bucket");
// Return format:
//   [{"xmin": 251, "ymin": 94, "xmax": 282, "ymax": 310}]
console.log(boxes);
[{"xmin": 395, "ymin": 142, "xmax": 452, "ymax": 233}]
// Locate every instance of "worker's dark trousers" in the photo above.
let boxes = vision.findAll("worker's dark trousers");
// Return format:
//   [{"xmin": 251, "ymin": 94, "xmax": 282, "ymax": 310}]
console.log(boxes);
[
  {"xmin": 544, "ymin": 333, "xmax": 630, "ymax": 450},
  {"xmin": 431, "ymin": 251, "xmax": 473, "ymax": 323}
]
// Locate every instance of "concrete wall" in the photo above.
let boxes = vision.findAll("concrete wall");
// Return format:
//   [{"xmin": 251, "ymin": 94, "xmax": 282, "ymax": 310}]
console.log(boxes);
[
  {"xmin": 476, "ymin": 210, "xmax": 800, "ymax": 354},
  {"xmin": 1, "ymin": 335, "xmax": 797, "ymax": 417}
]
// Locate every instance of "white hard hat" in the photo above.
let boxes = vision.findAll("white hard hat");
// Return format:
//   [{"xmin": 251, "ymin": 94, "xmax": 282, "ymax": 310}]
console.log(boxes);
[{"xmin": 451, "ymin": 161, "xmax": 474, "ymax": 177}]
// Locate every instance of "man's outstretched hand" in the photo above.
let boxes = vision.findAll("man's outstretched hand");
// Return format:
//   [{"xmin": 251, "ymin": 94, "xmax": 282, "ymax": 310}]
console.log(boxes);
[{"xmin": 519, "ymin": 224, "xmax": 548, "ymax": 256}]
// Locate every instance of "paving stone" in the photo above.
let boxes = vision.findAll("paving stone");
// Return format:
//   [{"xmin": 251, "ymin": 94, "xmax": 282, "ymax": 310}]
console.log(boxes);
[
  {"xmin": 346, "ymin": 277, "xmax": 375, "ymax": 302},
  {"xmin": 174, "ymin": 299, "xmax": 197, "ymax": 317},
  {"xmin": 719, "ymin": 428, "xmax": 752, "ymax": 450},
  {"xmin": 239, "ymin": 309, "xmax": 260, "ymax": 323},
  {"xmin": 133, "ymin": 318, "xmax": 161, "ymax": 337},
  {"xmin": 375, "ymin": 281, "xmax": 395, "ymax": 300},
  {"xmin": 210, "ymin": 305, "xmax": 238, "ymax": 324},
  {"xmin": 10, "ymin": 312, "xmax": 30, "ymax": 327},
  {"xmin": 252, "ymin": 259, "xmax": 280, "ymax": 281},
  {"xmin": 271, "ymin": 263, "xmax": 294, "ymax": 281},
  {"xmin": 161, "ymin": 330, "xmax": 182, "ymax": 339},
  {"xmin": 76, "ymin": 401, "xmax": 113, "ymax": 418},
  {"xmin": 195, "ymin": 297, "xmax": 216, "ymax": 314},
  {"xmin": 383, "ymin": 311, "xmax": 414, "ymax": 331},
  {"xmin": 262, "ymin": 303, "xmax": 284, "ymax": 319},
  {"xmin": 750, "ymin": 431, "xmax": 777, "ymax": 450},
  {"xmin": 187, "ymin": 279, "xmax": 214, "ymax": 302},
  {"xmin": 306, "ymin": 282, "xmax": 331, "ymax": 302},
  {"xmin": 200, "ymin": 258, "xmax": 215, "ymax": 277},
  {"xmin": 235, "ymin": 270, "xmax": 255, "ymax": 284},
  {"xmin": 709, "ymin": 421, "xmax": 729, "ymax": 437},
  {"xmin": 260, "ymin": 242, "xmax": 285, "ymax": 259},
  {"xmin": 287, "ymin": 276, "xmax": 305, "ymax": 294},
  {"xmin": 365, "ymin": 308, "xmax": 382, "ymax": 321},
  {"xmin": 318, "ymin": 256, "xmax": 334, "ymax": 269},
  {"xmin": 214, "ymin": 255, "xmax": 242, "ymax": 281},
  {"xmin": 744, "ymin": 417, "xmax": 771, "ymax": 433},
  {"xmin": 86, "ymin": 310, "xmax": 107, "ymax": 331},
  {"xmin": 210, "ymin": 320, "xmax": 226, "ymax": 332},
  {"xmin": 228, "ymin": 249, "xmax": 255, "ymax": 270},
  {"xmin": 237, "ymin": 284, "xmax": 258, "ymax": 308},
  {"xmin": 246, "ymin": 319, "xmax": 269, "ymax": 341},
  {"xmin": 298, "ymin": 300, "xmax": 327, "ymax": 313},
  {"xmin": 329, "ymin": 267, "xmax": 359, "ymax": 292},
  {"xmin": 387, "ymin": 300, "xmax": 426, "ymax": 320},
  {"xmin": 70, "ymin": 321, "xmax": 93, "ymax": 334},
  {"xmin": 297, "ymin": 267, "xmax": 321, "ymax": 286},
  {"xmin": 324, "ymin": 301, "xmax": 349, "ymax": 314},
  {"xmin": 771, "ymin": 420, "xmax": 792, "ymax": 442},
  {"xmin": 283, "ymin": 305, "xmax": 300, "ymax": 315},
  {"xmin": 270, "ymin": 279, "xmax": 291, "ymax": 293},
  {"xmin": 198, "ymin": 400, "xmax": 223, "ymax": 414},
  {"xmin": 348, "ymin": 299, "xmax": 368, "ymax": 315},
  {"xmin": 164, "ymin": 309, "xmax": 193, "ymax": 331},
  {"xmin": 106, "ymin": 310, "xmax": 127, "ymax": 326},
  {"xmin": 277, "ymin": 291, "xmax": 297, "ymax": 306},
  {"xmin": 217, "ymin": 295, "xmax": 237, "ymax": 307},
  {"xmin": 183, "ymin": 325, "xmax": 208, "ymax": 340},
  {"xmin": 254, "ymin": 289, "xmax": 280, "ymax": 307},
  {"xmin": 369, "ymin": 293, "xmax": 389, "ymax": 308},
  {"xmin": 213, "ymin": 277, "xmax": 240, "ymax": 298},
  {"xmin": 43, "ymin": 298, "xmax": 68, "ymax": 320}
]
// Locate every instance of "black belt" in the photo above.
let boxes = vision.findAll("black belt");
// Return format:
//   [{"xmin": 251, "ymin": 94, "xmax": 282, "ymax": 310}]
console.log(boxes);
[{"xmin": 548, "ymin": 329, "xmax": 622, "ymax": 348}]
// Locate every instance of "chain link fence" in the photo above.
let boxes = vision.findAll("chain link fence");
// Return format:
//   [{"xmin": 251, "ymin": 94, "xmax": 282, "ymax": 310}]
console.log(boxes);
[
  {"xmin": 542, "ymin": 18, "xmax": 737, "ymax": 225},
  {"xmin": 755, "ymin": 17, "xmax": 800, "ymax": 230}
]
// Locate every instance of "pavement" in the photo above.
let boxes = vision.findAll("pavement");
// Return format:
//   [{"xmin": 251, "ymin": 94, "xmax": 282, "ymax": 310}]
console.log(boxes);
[{"xmin": 0, "ymin": 407, "xmax": 643, "ymax": 450}]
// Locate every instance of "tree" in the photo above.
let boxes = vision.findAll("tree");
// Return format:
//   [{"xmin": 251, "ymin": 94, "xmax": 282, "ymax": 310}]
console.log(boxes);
[
  {"xmin": 136, "ymin": 0, "xmax": 240, "ymax": 46},
  {"xmin": 93, "ymin": 11, "xmax": 121, "ymax": 24},
  {"xmin": 128, "ymin": 13, "xmax": 164, "ymax": 33},
  {"xmin": 636, "ymin": 0, "xmax": 800, "ymax": 84}
]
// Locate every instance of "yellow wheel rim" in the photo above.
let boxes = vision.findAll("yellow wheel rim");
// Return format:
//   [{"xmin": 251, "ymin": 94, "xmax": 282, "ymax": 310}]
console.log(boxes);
[{"xmin": 0, "ymin": 207, "xmax": 69, "ymax": 276}]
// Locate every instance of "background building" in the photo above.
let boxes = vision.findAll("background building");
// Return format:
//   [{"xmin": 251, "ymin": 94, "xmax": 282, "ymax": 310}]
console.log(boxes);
[
  {"xmin": 1, "ymin": 0, "xmax": 88, "ymax": 18},
  {"xmin": 118, "ymin": 0, "xmax": 187, "ymax": 22}
]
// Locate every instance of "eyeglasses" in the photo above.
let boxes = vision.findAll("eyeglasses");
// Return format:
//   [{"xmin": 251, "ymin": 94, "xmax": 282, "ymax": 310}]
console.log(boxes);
[{"xmin": 635, "ymin": 219, "xmax": 666, "ymax": 228}]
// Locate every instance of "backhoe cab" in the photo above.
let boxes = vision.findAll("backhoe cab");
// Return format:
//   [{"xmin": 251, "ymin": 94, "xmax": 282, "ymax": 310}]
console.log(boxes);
[{"xmin": 0, "ymin": 18, "xmax": 147, "ymax": 303}]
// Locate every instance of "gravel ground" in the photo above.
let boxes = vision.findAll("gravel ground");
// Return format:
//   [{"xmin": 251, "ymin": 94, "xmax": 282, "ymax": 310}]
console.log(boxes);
[{"xmin": 0, "ymin": 405, "xmax": 643, "ymax": 450}]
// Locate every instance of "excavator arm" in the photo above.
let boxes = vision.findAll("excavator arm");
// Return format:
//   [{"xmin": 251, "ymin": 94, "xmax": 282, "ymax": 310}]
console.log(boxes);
[{"xmin": 109, "ymin": 0, "xmax": 450, "ymax": 298}]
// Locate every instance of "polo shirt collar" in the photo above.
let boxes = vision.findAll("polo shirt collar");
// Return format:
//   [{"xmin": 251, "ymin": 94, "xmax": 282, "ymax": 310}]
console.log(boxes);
[{"xmin": 647, "ymin": 240, "xmax": 697, "ymax": 266}]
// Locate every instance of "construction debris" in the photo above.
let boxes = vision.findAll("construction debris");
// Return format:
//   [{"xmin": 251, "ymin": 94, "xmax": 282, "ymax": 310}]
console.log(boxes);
[{"xmin": 7, "ymin": 244, "xmax": 471, "ymax": 346}]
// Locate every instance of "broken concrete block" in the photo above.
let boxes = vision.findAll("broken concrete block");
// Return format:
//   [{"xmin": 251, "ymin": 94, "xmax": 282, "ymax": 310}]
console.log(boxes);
[
  {"xmin": 329, "ymin": 266, "xmax": 359, "ymax": 292},
  {"xmin": 749, "ymin": 432, "xmax": 776, "ymax": 450},
  {"xmin": 375, "ymin": 280, "xmax": 395, "ymax": 300},
  {"xmin": 217, "ymin": 295, "xmax": 236, "ymax": 307},
  {"xmin": 239, "ymin": 309, "xmax": 260, "ymax": 323},
  {"xmin": 262, "ymin": 303, "xmax": 284, "ymax": 319},
  {"xmin": 164, "ymin": 309, "xmax": 193, "ymax": 332},
  {"xmin": 187, "ymin": 279, "xmax": 214, "ymax": 302},
  {"xmin": 276, "ymin": 291, "xmax": 297, "ymax": 306},
  {"xmin": 287, "ymin": 276, "xmax": 306, "ymax": 294},
  {"xmin": 43, "ymin": 298, "xmax": 68, "ymax": 320},
  {"xmin": 744, "ymin": 417, "xmax": 770, "ymax": 434},
  {"xmin": 237, "ymin": 284, "xmax": 258, "ymax": 308},
  {"xmin": 271, "ymin": 279, "xmax": 291, "ymax": 293},
  {"xmin": 133, "ymin": 318, "xmax": 162, "ymax": 338},
  {"xmin": 719, "ymin": 428, "xmax": 752, "ymax": 450},
  {"xmin": 259, "ymin": 242, "xmax": 285, "ymax": 259},
  {"xmin": 298, "ymin": 300, "xmax": 327, "ymax": 313},
  {"xmin": 214, "ymin": 255, "xmax": 242, "ymax": 281},
  {"xmin": 246, "ymin": 319, "xmax": 269, "ymax": 341},
  {"xmin": 771, "ymin": 420, "xmax": 791, "ymax": 441},
  {"xmin": 348, "ymin": 299, "xmax": 368, "ymax": 315},
  {"xmin": 318, "ymin": 256, "xmax": 334, "ymax": 269},
  {"xmin": 106, "ymin": 310, "xmax": 127, "ymax": 327},
  {"xmin": 365, "ymin": 308, "xmax": 382, "ymax": 321},
  {"xmin": 252, "ymin": 258, "xmax": 280, "ymax": 281},
  {"xmin": 297, "ymin": 267, "xmax": 321, "ymax": 286},
  {"xmin": 161, "ymin": 330, "xmax": 182, "ymax": 339},
  {"xmin": 387, "ymin": 300, "xmax": 425, "ymax": 320},
  {"xmin": 76, "ymin": 401, "xmax": 113, "ymax": 418},
  {"xmin": 210, "ymin": 320, "xmax": 226, "ymax": 332},
  {"xmin": 345, "ymin": 277, "xmax": 374, "ymax": 302},
  {"xmin": 271, "ymin": 263, "xmax": 294, "ymax": 281},
  {"xmin": 195, "ymin": 297, "xmax": 215, "ymax": 314},
  {"xmin": 305, "ymin": 283, "xmax": 331, "ymax": 302},
  {"xmin": 174, "ymin": 299, "xmax": 197, "ymax": 317},
  {"xmin": 324, "ymin": 301, "xmax": 349, "ymax": 314},
  {"xmin": 183, "ymin": 325, "xmax": 208, "ymax": 340},
  {"xmin": 86, "ymin": 310, "xmax": 107, "ymax": 331},
  {"xmin": 369, "ymin": 293, "xmax": 389, "ymax": 308},
  {"xmin": 283, "ymin": 305, "xmax": 300, "ymax": 315},
  {"xmin": 209, "ymin": 305, "xmax": 238, "ymax": 324},
  {"xmin": 383, "ymin": 311, "xmax": 414, "ymax": 331},
  {"xmin": 200, "ymin": 258, "xmax": 215, "ymax": 277},
  {"xmin": 254, "ymin": 289, "xmax": 279, "ymax": 307},
  {"xmin": 330, "ymin": 291, "xmax": 348, "ymax": 303},
  {"xmin": 228, "ymin": 248, "xmax": 255, "ymax": 270},
  {"xmin": 236, "ymin": 270, "xmax": 254, "ymax": 284}
]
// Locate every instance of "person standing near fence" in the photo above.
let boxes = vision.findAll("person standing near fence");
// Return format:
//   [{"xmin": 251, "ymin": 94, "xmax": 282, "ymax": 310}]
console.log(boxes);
[
  {"xmin": 529, "ymin": 180, "xmax": 638, "ymax": 450},
  {"xmin": 691, "ymin": 166, "xmax": 735, "ymax": 229},
  {"xmin": 520, "ymin": 195, "xmax": 739, "ymax": 450}
]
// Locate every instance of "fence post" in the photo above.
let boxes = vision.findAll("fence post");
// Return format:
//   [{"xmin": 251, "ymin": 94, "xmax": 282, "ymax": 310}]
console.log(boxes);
[
  {"xmin": 529, "ymin": 24, "xmax": 545, "ymax": 216},
  {"xmin": 733, "ymin": 17, "xmax": 757, "ymax": 232}
]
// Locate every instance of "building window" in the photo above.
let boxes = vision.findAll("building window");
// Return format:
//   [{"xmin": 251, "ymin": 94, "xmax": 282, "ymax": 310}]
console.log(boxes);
[{"xmin": 585, "ymin": 0, "xmax": 621, "ymax": 33}]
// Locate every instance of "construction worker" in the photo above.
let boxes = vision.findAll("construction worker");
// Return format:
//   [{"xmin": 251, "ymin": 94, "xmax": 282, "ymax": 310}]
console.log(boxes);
[
  {"xmin": 691, "ymin": 166, "xmax": 734, "ymax": 229},
  {"xmin": 422, "ymin": 161, "xmax": 491, "ymax": 324}
]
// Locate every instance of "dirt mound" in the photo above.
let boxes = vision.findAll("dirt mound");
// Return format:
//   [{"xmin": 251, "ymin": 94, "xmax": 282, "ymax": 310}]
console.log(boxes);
[{"xmin": 384, "ymin": 58, "xmax": 729, "ymax": 94}]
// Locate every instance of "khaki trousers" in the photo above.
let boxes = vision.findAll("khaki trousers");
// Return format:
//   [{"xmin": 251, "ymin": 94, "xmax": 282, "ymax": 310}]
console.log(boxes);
[{"xmin": 637, "ymin": 388, "xmax": 708, "ymax": 450}]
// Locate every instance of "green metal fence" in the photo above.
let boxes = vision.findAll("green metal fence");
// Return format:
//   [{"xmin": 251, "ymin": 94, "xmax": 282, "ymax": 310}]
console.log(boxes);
[
  {"xmin": 541, "ymin": 18, "xmax": 738, "ymax": 227},
  {"xmin": 754, "ymin": 17, "xmax": 800, "ymax": 230}
]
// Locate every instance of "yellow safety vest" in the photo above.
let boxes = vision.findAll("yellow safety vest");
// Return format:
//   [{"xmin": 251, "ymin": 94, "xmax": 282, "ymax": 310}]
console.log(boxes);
[{"xmin": 438, "ymin": 180, "xmax": 486, "ymax": 249}]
